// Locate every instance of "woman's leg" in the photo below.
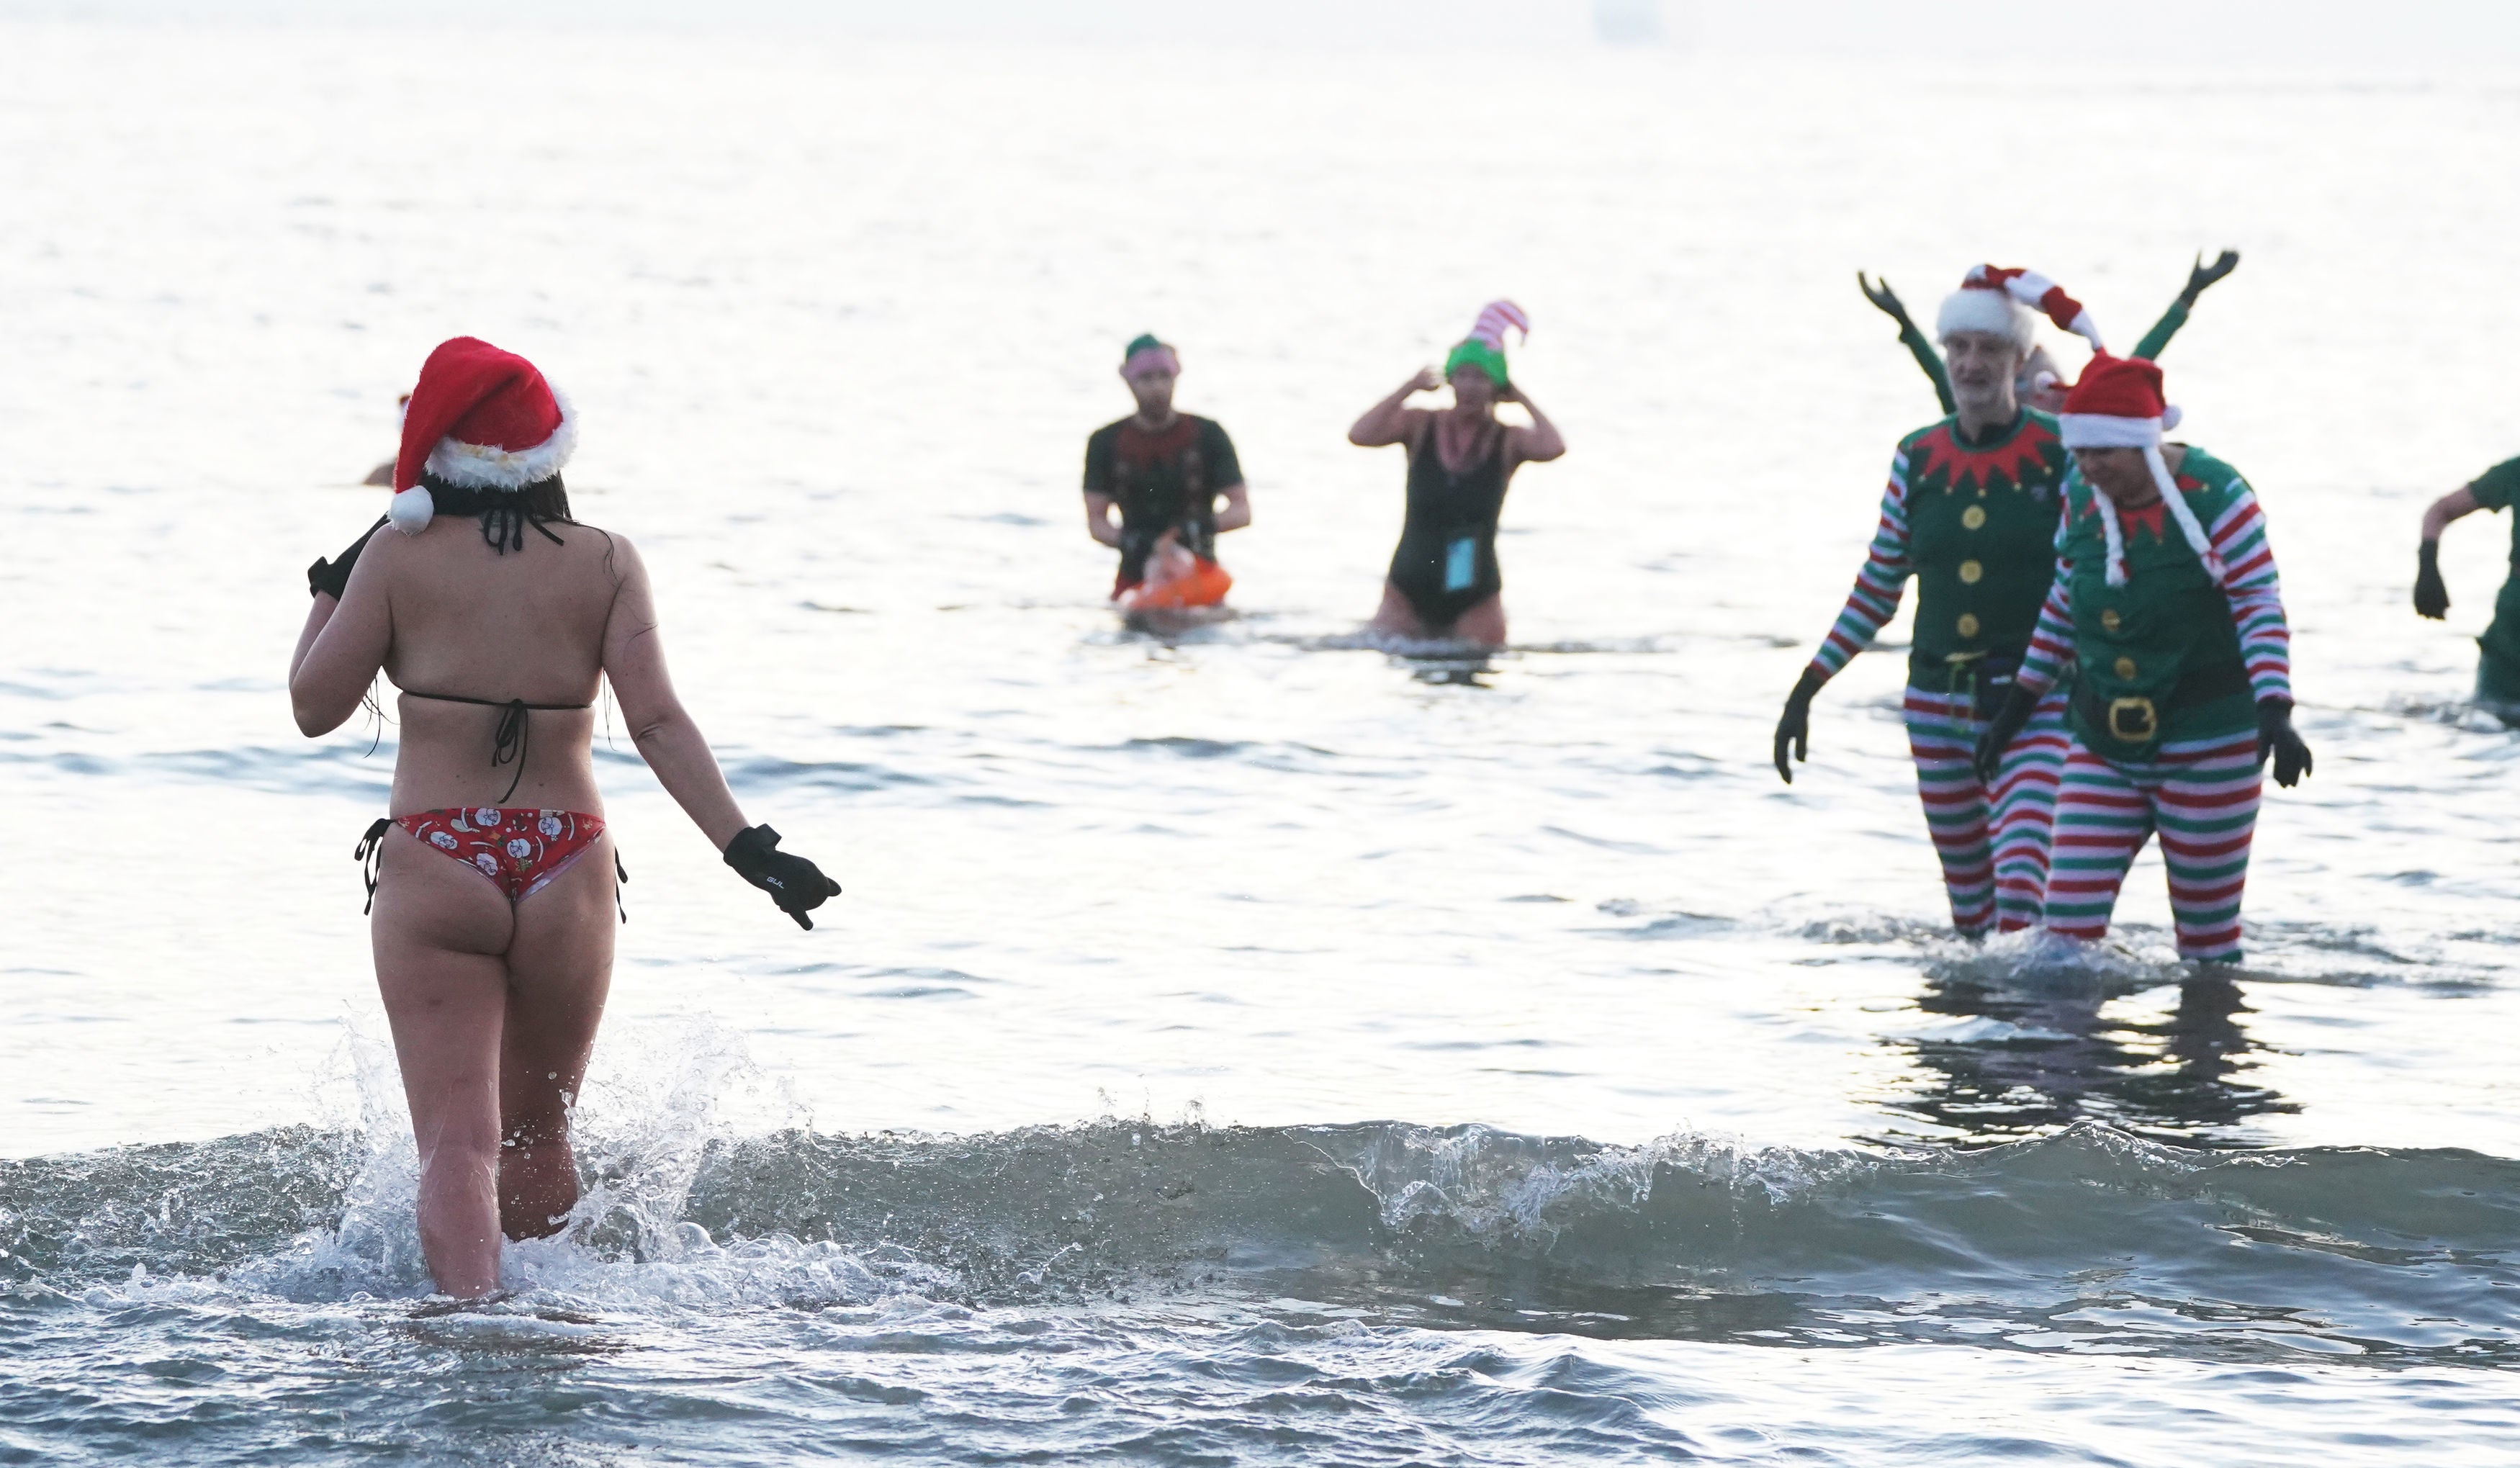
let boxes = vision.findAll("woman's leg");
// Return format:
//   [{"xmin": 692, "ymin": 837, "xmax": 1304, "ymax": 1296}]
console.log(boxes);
[
  {"xmin": 1902, "ymin": 683, "xmax": 1996, "ymax": 937},
  {"xmin": 497, "ymin": 836, "xmax": 618, "ymax": 1240},
  {"xmin": 2151, "ymin": 734, "xmax": 2262, "ymax": 963},
  {"xmin": 1369, "ymin": 580, "xmax": 1432, "ymax": 638},
  {"xmin": 2043, "ymin": 737, "xmax": 2152, "ymax": 942},
  {"xmin": 1448, "ymin": 594, "xmax": 1507, "ymax": 649},
  {"xmin": 1988, "ymin": 690, "xmax": 2071, "ymax": 932},
  {"xmin": 370, "ymin": 828, "xmax": 518, "ymax": 1297}
]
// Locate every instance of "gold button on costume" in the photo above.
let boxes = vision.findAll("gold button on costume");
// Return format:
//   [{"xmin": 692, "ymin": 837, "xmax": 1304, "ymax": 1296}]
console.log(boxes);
[
  {"xmin": 2115, "ymin": 656, "xmax": 2138, "ymax": 680},
  {"xmin": 1956, "ymin": 613, "xmax": 1981, "ymax": 638},
  {"xmin": 1958, "ymin": 559, "xmax": 1983, "ymax": 584},
  {"xmin": 2101, "ymin": 608, "xmax": 2121, "ymax": 632},
  {"xmin": 1961, "ymin": 505, "xmax": 1987, "ymax": 531}
]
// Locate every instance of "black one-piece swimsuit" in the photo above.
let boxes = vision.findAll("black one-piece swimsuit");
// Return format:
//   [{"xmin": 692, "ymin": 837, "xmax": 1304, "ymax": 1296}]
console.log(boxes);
[{"xmin": 1387, "ymin": 423, "xmax": 1508, "ymax": 632}]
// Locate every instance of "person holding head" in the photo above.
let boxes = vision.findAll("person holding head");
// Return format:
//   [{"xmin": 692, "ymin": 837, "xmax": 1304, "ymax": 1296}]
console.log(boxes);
[
  {"xmin": 289, "ymin": 338, "xmax": 840, "ymax": 1299},
  {"xmin": 1082, "ymin": 335, "xmax": 1249, "ymax": 611},
  {"xmin": 2413, "ymin": 459, "xmax": 2520, "ymax": 724},
  {"xmin": 1774, "ymin": 266, "xmax": 2100, "ymax": 937},
  {"xmin": 1974, "ymin": 354, "xmax": 2310, "ymax": 963},
  {"xmin": 1860, "ymin": 252, "xmax": 2241, "ymax": 415},
  {"xmin": 1346, "ymin": 300, "xmax": 1566, "ymax": 647}
]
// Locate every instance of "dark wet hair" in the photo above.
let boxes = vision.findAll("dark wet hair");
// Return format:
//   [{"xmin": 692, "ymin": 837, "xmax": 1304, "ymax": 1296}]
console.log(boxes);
[{"xmin": 420, "ymin": 472, "xmax": 574, "ymax": 554}]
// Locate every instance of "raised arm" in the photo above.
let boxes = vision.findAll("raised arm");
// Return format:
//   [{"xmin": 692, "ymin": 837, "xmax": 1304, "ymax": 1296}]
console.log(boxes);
[
  {"xmin": 598, "ymin": 536, "xmax": 749, "ymax": 851},
  {"xmin": 1498, "ymin": 383, "xmax": 1565, "ymax": 464},
  {"xmin": 2133, "ymin": 250, "xmax": 2238, "ymax": 362},
  {"xmin": 1349, "ymin": 369, "xmax": 1439, "ymax": 447},
  {"xmin": 1860, "ymin": 272, "xmax": 1955, "ymax": 415}
]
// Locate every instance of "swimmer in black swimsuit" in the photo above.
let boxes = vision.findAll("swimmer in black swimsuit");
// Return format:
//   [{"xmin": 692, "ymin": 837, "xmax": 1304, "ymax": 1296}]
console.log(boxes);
[
  {"xmin": 1347, "ymin": 301, "xmax": 1565, "ymax": 647},
  {"xmin": 1083, "ymin": 334, "xmax": 1250, "ymax": 599}
]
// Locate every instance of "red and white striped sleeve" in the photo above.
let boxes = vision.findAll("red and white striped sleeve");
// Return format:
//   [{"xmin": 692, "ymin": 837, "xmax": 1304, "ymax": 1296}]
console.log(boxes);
[
  {"xmin": 1805, "ymin": 455, "xmax": 1914, "ymax": 680},
  {"xmin": 2205, "ymin": 481, "xmax": 2292, "ymax": 703}
]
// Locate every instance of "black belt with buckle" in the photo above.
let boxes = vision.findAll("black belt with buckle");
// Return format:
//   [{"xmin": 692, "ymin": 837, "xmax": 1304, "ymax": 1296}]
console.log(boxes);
[{"xmin": 2076, "ymin": 659, "xmax": 2249, "ymax": 744}]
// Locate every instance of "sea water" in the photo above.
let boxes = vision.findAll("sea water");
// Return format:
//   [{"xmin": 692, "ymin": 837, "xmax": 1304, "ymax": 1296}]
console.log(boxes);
[{"xmin": 3, "ymin": 23, "xmax": 2518, "ymax": 1464}]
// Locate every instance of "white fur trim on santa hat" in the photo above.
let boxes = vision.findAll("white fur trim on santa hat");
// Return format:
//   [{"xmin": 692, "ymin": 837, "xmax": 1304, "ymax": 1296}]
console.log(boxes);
[
  {"xmin": 422, "ymin": 389, "xmax": 579, "ymax": 492},
  {"xmin": 2058, "ymin": 407, "xmax": 2182, "ymax": 450},
  {"xmin": 1935, "ymin": 288, "xmax": 2033, "ymax": 350}
]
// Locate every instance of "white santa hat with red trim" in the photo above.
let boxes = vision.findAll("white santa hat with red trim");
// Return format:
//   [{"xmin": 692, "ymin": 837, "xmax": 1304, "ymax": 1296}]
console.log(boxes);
[
  {"xmin": 386, "ymin": 337, "xmax": 579, "ymax": 535},
  {"xmin": 2058, "ymin": 354, "xmax": 2223, "ymax": 588},
  {"xmin": 1935, "ymin": 264, "xmax": 2106, "ymax": 357}
]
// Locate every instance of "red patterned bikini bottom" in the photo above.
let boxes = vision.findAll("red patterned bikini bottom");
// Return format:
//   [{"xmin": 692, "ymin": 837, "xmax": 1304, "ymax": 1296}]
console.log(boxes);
[{"xmin": 394, "ymin": 806, "xmax": 607, "ymax": 901}]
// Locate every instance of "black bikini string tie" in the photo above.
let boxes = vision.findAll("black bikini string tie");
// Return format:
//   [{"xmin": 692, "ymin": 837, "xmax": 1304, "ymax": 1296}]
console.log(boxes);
[
  {"xmin": 354, "ymin": 817, "xmax": 392, "ymax": 915},
  {"xmin": 489, "ymin": 698, "xmax": 531, "ymax": 803}
]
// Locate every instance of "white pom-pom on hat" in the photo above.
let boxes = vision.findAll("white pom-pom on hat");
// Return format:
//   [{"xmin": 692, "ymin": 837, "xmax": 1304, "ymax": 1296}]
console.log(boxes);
[{"xmin": 388, "ymin": 485, "xmax": 435, "ymax": 536}]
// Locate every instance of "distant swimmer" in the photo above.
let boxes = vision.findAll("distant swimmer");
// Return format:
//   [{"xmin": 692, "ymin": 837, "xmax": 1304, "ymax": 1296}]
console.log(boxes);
[
  {"xmin": 1083, "ymin": 335, "xmax": 1249, "ymax": 613},
  {"xmin": 1975, "ymin": 354, "xmax": 2309, "ymax": 964},
  {"xmin": 289, "ymin": 338, "xmax": 839, "ymax": 1299},
  {"xmin": 1861, "ymin": 252, "xmax": 2241, "ymax": 414},
  {"xmin": 2413, "ymin": 459, "xmax": 2520, "ymax": 725},
  {"xmin": 1346, "ymin": 301, "xmax": 1565, "ymax": 647},
  {"xmin": 1775, "ymin": 266, "xmax": 2092, "ymax": 937}
]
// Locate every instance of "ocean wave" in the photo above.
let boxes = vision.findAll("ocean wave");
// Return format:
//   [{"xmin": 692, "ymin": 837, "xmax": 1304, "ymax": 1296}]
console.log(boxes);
[{"xmin": 6, "ymin": 1116, "xmax": 2514, "ymax": 1364}]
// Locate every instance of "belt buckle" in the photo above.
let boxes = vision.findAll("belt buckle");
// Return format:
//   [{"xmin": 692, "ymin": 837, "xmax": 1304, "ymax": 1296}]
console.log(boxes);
[{"xmin": 2107, "ymin": 696, "xmax": 2158, "ymax": 741}]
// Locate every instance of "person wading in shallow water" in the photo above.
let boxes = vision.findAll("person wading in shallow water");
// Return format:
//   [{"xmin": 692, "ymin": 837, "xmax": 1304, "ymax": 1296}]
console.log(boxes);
[
  {"xmin": 1775, "ymin": 266, "xmax": 2099, "ymax": 937},
  {"xmin": 289, "ymin": 337, "xmax": 840, "ymax": 1300},
  {"xmin": 2413, "ymin": 456, "xmax": 2520, "ymax": 725},
  {"xmin": 1975, "ymin": 354, "xmax": 2310, "ymax": 963},
  {"xmin": 1860, "ymin": 251, "xmax": 2241, "ymax": 415},
  {"xmin": 1081, "ymin": 334, "xmax": 1249, "ymax": 610},
  {"xmin": 1346, "ymin": 300, "xmax": 1566, "ymax": 648}
]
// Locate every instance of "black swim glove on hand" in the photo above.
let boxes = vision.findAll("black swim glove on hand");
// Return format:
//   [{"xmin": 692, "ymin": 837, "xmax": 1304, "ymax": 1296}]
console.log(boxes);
[
  {"xmin": 1773, "ymin": 667, "xmax": 1824, "ymax": 783},
  {"xmin": 1973, "ymin": 683, "xmax": 2040, "ymax": 786},
  {"xmin": 2415, "ymin": 541, "xmax": 2450, "ymax": 620},
  {"xmin": 308, "ymin": 515, "xmax": 390, "ymax": 600},
  {"xmin": 2257, "ymin": 698, "xmax": 2313, "ymax": 788},
  {"xmin": 723, "ymin": 824, "xmax": 842, "ymax": 930}
]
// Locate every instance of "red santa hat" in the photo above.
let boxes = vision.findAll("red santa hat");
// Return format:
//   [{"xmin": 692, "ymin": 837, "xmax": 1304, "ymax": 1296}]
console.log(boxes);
[
  {"xmin": 386, "ymin": 337, "xmax": 578, "ymax": 535},
  {"xmin": 1935, "ymin": 264, "xmax": 2105, "ymax": 356},
  {"xmin": 2058, "ymin": 354, "xmax": 2221, "ymax": 587}
]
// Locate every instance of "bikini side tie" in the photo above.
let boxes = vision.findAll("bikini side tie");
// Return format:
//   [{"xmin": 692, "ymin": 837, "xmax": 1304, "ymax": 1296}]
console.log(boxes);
[{"xmin": 354, "ymin": 817, "xmax": 392, "ymax": 915}]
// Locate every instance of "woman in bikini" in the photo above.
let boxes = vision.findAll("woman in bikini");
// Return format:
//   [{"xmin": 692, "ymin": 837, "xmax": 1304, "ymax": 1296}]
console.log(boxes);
[
  {"xmin": 1348, "ymin": 300, "xmax": 1565, "ymax": 648},
  {"xmin": 289, "ymin": 338, "xmax": 839, "ymax": 1299}
]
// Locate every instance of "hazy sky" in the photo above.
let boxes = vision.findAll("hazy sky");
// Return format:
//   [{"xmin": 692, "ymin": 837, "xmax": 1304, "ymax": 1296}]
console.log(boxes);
[{"xmin": 6, "ymin": 0, "xmax": 2520, "ymax": 63}]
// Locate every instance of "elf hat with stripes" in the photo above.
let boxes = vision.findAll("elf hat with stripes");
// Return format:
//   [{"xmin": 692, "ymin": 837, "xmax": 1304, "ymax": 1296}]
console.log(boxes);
[{"xmin": 1935, "ymin": 264, "xmax": 2105, "ymax": 356}]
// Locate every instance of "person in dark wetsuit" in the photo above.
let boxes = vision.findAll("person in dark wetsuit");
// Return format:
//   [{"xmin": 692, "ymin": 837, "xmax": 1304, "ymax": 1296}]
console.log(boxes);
[
  {"xmin": 1346, "ymin": 300, "xmax": 1566, "ymax": 647},
  {"xmin": 1081, "ymin": 334, "xmax": 1249, "ymax": 602}
]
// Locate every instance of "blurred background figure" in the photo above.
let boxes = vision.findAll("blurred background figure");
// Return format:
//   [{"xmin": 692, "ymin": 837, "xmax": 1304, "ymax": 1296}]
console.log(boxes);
[
  {"xmin": 1346, "ymin": 300, "xmax": 1565, "ymax": 649},
  {"xmin": 2414, "ymin": 456, "xmax": 2520, "ymax": 724},
  {"xmin": 1081, "ymin": 334, "xmax": 1248, "ymax": 616}
]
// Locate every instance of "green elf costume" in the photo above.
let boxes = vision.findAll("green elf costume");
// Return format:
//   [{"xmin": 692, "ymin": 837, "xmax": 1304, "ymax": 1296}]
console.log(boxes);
[{"xmin": 1975, "ymin": 354, "xmax": 2312, "ymax": 963}]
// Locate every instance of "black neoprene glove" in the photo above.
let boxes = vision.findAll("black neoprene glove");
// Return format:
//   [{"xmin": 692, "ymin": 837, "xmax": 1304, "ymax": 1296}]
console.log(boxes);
[
  {"xmin": 1773, "ymin": 667, "xmax": 1825, "ymax": 784},
  {"xmin": 2257, "ymin": 699, "xmax": 2313, "ymax": 789},
  {"xmin": 308, "ymin": 515, "xmax": 389, "ymax": 600},
  {"xmin": 2180, "ymin": 250, "xmax": 2240, "ymax": 309},
  {"xmin": 1973, "ymin": 683, "xmax": 2040, "ymax": 786},
  {"xmin": 2415, "ymin": 541, "xmax": 2449, "ymax": 620},
  {"xmin": 723, "ymin": 824, "xmax": 842, "ymax": 929}
]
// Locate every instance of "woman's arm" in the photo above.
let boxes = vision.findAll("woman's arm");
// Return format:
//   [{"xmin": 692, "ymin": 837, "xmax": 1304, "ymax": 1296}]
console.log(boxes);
[
  {"xmin": 289, "ymin": 547, "xmax": 395, "ymax": 737},
  {"xmin": 1349, "ymin": 369, "xmax": 1439, "ymax": 447},
  {"xmin": 598, "ymin": 536, "xmax": 750, "ymax": 852},
  {"xmin": 1499, "ymin": 383, "xmax": 1565, "ymax": 464}
]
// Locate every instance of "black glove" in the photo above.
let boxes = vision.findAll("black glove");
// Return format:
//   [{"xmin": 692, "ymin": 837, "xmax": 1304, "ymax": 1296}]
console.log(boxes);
[
  {"xmin": 2257, "ymin": 698, "xmax": 2313, "ymax": 788},
  {"xmin": 2415, "ymin": 541, "xmax": 2449, "ymax": 619},
  {"xmin": 1773, "ymin": 667, "xmax": 1824, "ymax": 783},
  {"xmin": 723, "ymin": 824, "xmax": 842, "ymax": 929},
  {"xmin": 2180, "ymin": 249, "xmax": 2240, "ymax": 308},
  {"xmin": 308, "ymin": 515, "xmax": 389, "ymax": 600},
  {"xmin": 1973, "ymin": 683, "xmax": 2040, "ymax": 785},
  {"xmin": 1857, "ymin": 271, "xmax": 1915, "ymax": 331}
]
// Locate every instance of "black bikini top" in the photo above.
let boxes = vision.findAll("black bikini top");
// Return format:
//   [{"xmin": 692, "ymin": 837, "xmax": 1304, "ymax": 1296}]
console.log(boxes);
[{"xmin": 402, "ymin": 690, "xmax": 591, "ymax": 803}]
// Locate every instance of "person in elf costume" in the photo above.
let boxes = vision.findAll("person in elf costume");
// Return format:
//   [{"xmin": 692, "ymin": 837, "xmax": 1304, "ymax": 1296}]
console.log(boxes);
[
  {"xmin": 2412, "ymin": 459, "xmax": 2520, "ymax": 724},
  {"xmin": 1974, "ymin": 354, "xmax": 2311, "ymax": 963},
  {"xmin": 1773, "ymin": 266, "xmax": 2100, "ymax": 937},
  {"xmin": 1860, "ymin": 252, "xmax": 2241, "ymax": 415},
  {"xmin": 1082, "ymin": 334, "xmax": 1250, "ymax": 611}
]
